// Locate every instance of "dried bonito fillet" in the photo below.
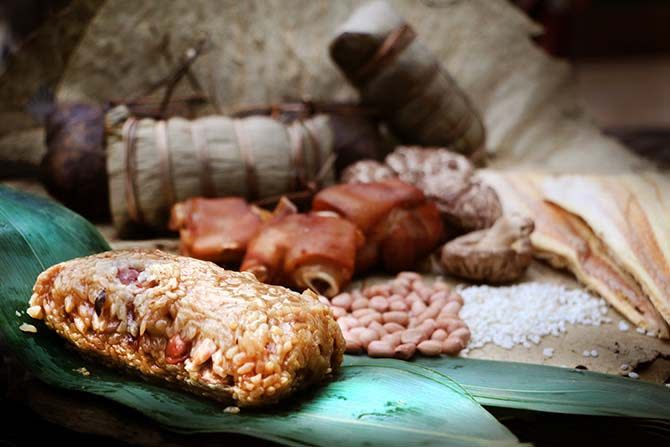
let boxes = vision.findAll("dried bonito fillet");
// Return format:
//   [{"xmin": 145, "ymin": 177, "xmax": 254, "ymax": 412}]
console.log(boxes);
[
  {"xmin": 483, "ymin": 171, "xmax": 669, "ymax": 338},
  {"xmin": 342, "ymin": 147, "xmax": 502, "ymax": 233},
  {"xmin": 312, "ymin": 179, "xmax": 444, "ymax": 273},
  {"xmin": 241, "ymin": 212, "xmax": 364, "ymax": 298},
  {"xmin": 543, "ymin": 174, "xmax": 670, "ymax": 329},
  {"xmin": 27, "ymin": 250, "xmax": 345, "ymax": 406},
  {"xmin": 331, "ymin": 272, "xmax": 470, "ymax": 358},
  {"xmin": 329, "ymin": 1, "xmax": 485, "ymax": 155},
  {"xmin": 169, "ymin": 197, "xmax": 270, "ymax": 265}
]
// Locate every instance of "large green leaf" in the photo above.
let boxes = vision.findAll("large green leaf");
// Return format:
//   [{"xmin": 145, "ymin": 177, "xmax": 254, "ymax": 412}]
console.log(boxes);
[
  {"xmin": 0, "ymin": 186, "xmax": 521, "ymax": 447},
  {"xmin": 415, "ymin": 357, "xmax": 670, "ymax": 419}
]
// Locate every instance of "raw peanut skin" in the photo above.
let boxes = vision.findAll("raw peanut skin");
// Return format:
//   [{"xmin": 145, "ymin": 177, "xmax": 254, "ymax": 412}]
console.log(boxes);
[
  {"xmin": 400, "ymin": 329, "xmax": 426, "ymax": 345},
  {"xmin": 449, "ymin": 327, "xmax": 471, "ymax": 344},
  {"xmin": 368, "ymin": 320, "xmax": 387, "ymax": 337},
  {"xmin": 404, "ymin": 292, "xmax": 422, "ymax": 304},
  {"xmin": 419, "ymin": 319, "xmax": 437, "ymax": 337},
  {"xmin": 352, "ymin": 308, "xmax": 375, "ymax": 318},
  {"xmin": 429, "ymin": 290, "xmax": 449, "ymax": 304},
  {"xmin": 369, "ymin": 296, "xmax": 389, "ymax": 312},
  {"xmin": 351, "ymin": 297, "xmax": 370, "ymax": 310},
  {"xmin": 417, "ymin": 340, "xmax": 442, "ymax": 356},
  {"xmin": 358, "ymin": 328, "xmax": 379, "ymax": 348},
  {"xmin": 417, "ymin": 306, "xmax": 440, "ymax": 322},
  {"xmin": 431, "ymin": 329, "xmax": 449, "ymax": 341},
  {"xmin": 382, "ymin": 311, "xmax": 409, "ymax": 325},
  {"xmin": 394, "ymin": 343, "xmax": 417, "ymax": 360},
  {"xmin": 436, "ymin": 317, "xmax": 465, "ymax": 333},
  {"xmin": 331, "ymin": 293, "xmax": 353, "ymax": 309},
  {"xmin": 359, "ymin": 312, "xmax": 382, "ymax": 326},
  {"xmin": 448, "ymin": 292, "xmax": 464, "ymax": 306},
  {"xmin": 332, "ymin": 307, "xmax": 347, "ymax": 319},
  {"xmin": 383, "ymin": 322, "xmax": 404, "ymax": 333},
  {"xmin": 345, "ymin": 334, "xmax": 363, "ymax": 353},
  {"xmin": 340, "ymin": 316, "xmax": 361, "ymax": 329},
  {"xmin": 382, "ymin": 332, "xmax": 402, "ymax": 347},
  {"xmin": 389, "ymin": 300, "xmax": 408, "ymax": 311},
  {"xmin": 387, "ymin": 294, "xmax": 404, "ymax": 303},
  {"xmin": 411, "ymin": 300, "xmax": 427, "ymax": 315},
  {"xmin": 441, "ymin": 301, "xmax": 461, "ymax": 316},
  {"xmin": 367, "ymin": 340, "xmax": 395, "ymax": 357},
  {"xmin": 442, "ymin": 337, "xmax": 465, "ymax": 355}
]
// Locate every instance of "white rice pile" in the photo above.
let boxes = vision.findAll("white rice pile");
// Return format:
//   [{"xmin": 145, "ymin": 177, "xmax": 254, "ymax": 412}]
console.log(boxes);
[{"xmin": 459, "ymin": 282, "xmax": 611, "ymax": 350}]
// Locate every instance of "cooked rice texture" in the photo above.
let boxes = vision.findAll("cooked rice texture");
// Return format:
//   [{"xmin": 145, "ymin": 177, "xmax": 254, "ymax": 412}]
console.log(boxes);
[{"xmin": 28, "ymin": 250, "xmax": 344, "ymax": 406}]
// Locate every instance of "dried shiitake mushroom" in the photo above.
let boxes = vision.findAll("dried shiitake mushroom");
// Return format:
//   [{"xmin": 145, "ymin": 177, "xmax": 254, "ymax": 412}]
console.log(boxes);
[
  {"xmin": 340, "ymin": 160, "xmax": 395, "ymax": 184},
  {"xmin": 385, "ymin": 146, "xmax": 474, "ymax": 183},
  {"xmin": 422, "ymin": 175, "xmax": 502, "ymax": 233},
  {"xmin": 440, "ymin": 215, "xmax": 534, "ymax": 283}
]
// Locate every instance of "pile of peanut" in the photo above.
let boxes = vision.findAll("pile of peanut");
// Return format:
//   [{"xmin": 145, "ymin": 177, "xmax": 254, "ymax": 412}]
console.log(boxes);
[{"xmin": 328, "ymin": 272, "xmax": 471, "ymax": 359}]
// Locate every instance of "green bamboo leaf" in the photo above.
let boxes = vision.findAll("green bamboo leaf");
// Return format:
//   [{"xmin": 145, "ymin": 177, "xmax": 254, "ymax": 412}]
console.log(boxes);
[
  {"xmin": 414, "ymin": 357, "xmax": 670, "ymax": 419},
  {"xmin": 0, "ymin": 186, "xmax": 522, "ymax": 447}
]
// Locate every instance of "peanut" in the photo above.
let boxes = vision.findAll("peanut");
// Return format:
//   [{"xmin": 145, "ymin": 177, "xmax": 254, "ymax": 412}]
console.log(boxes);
[
  {"xmin": 383, "ymin": 322, "xmax": 404, "ymax": 333},
  {"xmin": 400, "ymin": 328, "xmax": 426, "ymax": 345},
  {"xmin": 436, "ymin": 317, "xmax": 465, "ymax": 333},
  {"xmin": 419, "ymin": 319, "xmax": 437, "ymax": 338},
  {"xmin": 368, "ymin": 320, "xmax": 387, "ymax": 337},
  {"xmin": 394, "ymin": 343, "xmax": 416, "ymax": 360},
  {"xmin": 367, "ymin": 340, "xmax": 395, "ymax": 357},
  {"xmin": 440, "ymin": 301, "xmax": 461, "ymax": 317},
  {"xmin": 382, "ymin": 311, "xmax": 409, "ymax": 325},
  {"xmin": 404, "ymin": 292, "xmax": 422, "ymax": 305},
  {"xmin": 448, "ymin": 292, "xmax": 464, "ymax": 306},
  {"xmin": 369, "ymin": 296, "xmax": 389, "ymax": 312},
  {"xmin": 359, "ymin": 312, "xmax": 382, "ymax": 326},
  {"xmin": 431, "ymin": 328, "xmax": 449, "ymax": 342},
  {"xmin": 352, "ymin": 308, "xmax": 375, "ymax": 318},
  {"xmin": 417, "ymin": 340, "xmax": 442, "ymax": 356},
  {"xmin": 442, "ymin": 337, "xmax": 465, "ymax": 355},
  {"xmin": 389, "ymin": 300, "xmax": 408, "ymax": 311},
  {"xmin": 449, "ymin": 327, "xmax": 471, "ymax": 344},
  {"xmin": 411, "ymin": 300, "xmax": 428, "ymax": 316},
  {"xmin": 418, "ymin": 306, "xmax": 440, "ymax": 322},
  {"xmin": 351, "ymin": 297, "xmax": 370, "ymax": 311},
  {"xmin": 358, "ymin": 328, "xmax": 379, "ymax": 348},
  {"xmin": 331, "ymin": 293, "xmax": 353, "ymax": 309},
  {"xmin": 331, "ymin": 307, "xmax": 347, "ymax": 319},
  {"xmin": 387, "ymin": 294, "xmax": 405, "ymax": 303},
  {"xmin": 429, "ymin": 290, "xmax": 449, "ymax": 304},
  {"xmin": 382, "ymin": 332, "xmax": 402, "ymax": 348},
  {"xmin": 344, "ymin": 334, "xmax": 362, "ymax": 353}
]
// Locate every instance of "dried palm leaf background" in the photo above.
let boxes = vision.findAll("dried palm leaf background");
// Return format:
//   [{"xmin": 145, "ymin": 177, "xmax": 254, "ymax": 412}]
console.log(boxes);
[{"xmin": 1, "ymin": 0, "xmax": 669, "ymax": 441}]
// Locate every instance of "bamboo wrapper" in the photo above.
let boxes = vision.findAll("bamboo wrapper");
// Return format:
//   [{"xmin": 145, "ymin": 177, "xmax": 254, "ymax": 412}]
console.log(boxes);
[
  {"xmin": 330, "ymin": 1, "xmax": 485, "ymax": 155},
  {"xmin": 106, "ymin": 108, "xmax": 335, "ymax": 234}
]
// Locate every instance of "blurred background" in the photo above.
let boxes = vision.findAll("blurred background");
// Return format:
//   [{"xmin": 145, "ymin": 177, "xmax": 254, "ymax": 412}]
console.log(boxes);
[{"xmin": 3, "ymin": 0, "xmax": 667, "ymax": 164}]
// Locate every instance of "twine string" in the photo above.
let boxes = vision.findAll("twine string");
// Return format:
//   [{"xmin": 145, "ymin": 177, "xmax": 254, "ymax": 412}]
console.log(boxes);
[
  {"xmin": 122, "ymin": 118, "xmax": 145, "ymax": 225},
  {"xmin": 352, "ymin": 23, "xmax": 417, "ymax": 86}
]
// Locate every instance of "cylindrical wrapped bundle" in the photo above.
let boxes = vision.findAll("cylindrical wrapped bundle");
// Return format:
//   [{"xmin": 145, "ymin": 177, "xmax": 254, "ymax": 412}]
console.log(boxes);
[
  {"xmin": 329, "ymin": 1, "xmax": 485, "ymax": 155},
  {"xmin": 106, "ymin": 107, "xmax": 339, "ymax": 234}
]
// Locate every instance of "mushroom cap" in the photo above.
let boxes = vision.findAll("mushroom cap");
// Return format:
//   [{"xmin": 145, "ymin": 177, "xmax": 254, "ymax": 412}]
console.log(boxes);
[
  {"xmin": 341, "ymin": 160, "xmax": 395, "ymax": 184},
  {"xmin": 441, "ymin": 215, "xmax": 534, "ymax": 283}
]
